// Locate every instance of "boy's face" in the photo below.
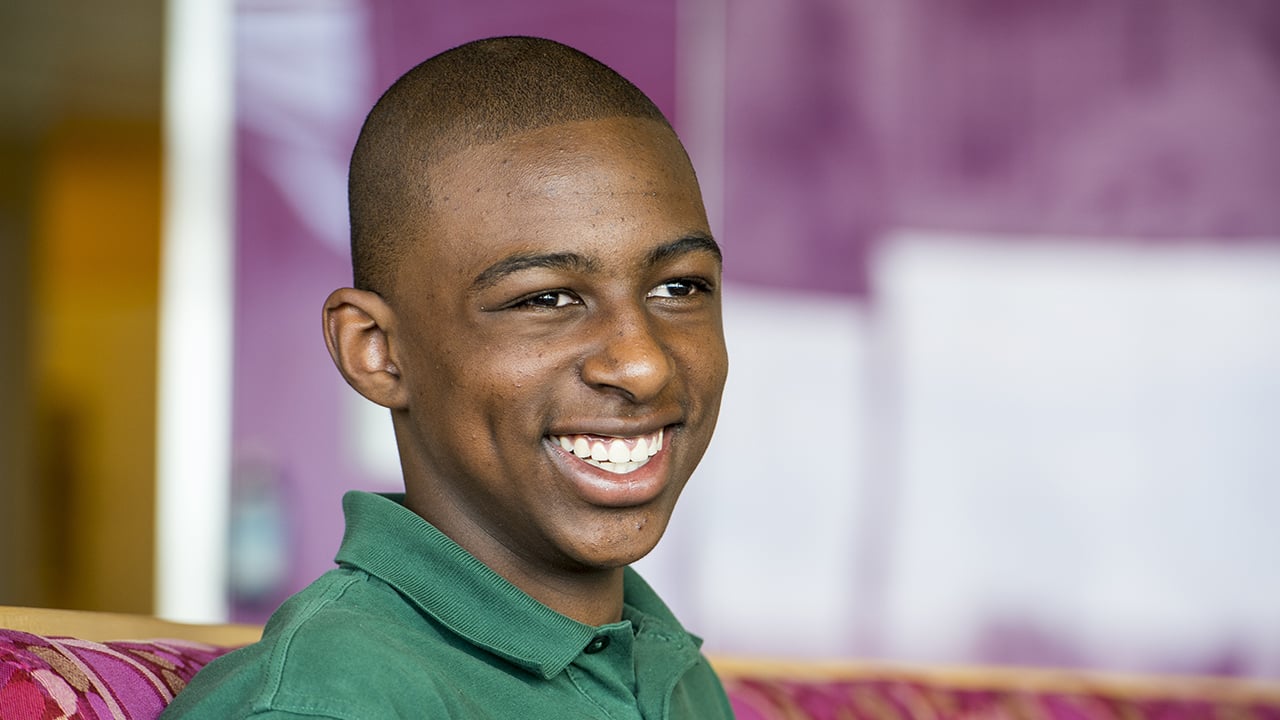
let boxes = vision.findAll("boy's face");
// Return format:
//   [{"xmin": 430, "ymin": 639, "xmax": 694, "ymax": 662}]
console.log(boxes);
[{"xmin": 387, "ymin": 117, "xmax": 727, "ymax": 578}]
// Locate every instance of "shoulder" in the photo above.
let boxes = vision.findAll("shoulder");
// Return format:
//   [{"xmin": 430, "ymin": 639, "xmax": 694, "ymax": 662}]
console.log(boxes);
[
  {"xmin": 166, "ymin": 569, "xmax": 461, "ymax": 719},
  {"xmin": 670, "ymin": 654, "xmax": 736, "ymax": 719}
]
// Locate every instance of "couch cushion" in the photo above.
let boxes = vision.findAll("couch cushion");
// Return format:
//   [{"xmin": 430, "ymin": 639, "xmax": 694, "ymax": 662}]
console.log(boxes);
[
  {"xmin": 0, "ymin": 629, "xmax": 235, "ymax": 720},
  {"xmin": 724, "ymin": 675, "xmax": 1280, "ymax": 720}
]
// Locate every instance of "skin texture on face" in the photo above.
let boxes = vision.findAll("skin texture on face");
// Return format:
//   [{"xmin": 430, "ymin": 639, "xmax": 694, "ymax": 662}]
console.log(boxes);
[{"xmin": 327, "ymin": 117, "xmax": 728, "ymax": 625}]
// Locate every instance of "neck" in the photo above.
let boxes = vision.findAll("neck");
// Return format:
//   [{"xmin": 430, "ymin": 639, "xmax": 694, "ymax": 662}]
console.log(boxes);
[
  {"xmin": 404, "ymin": 486, "xmax": 628, "ymax": 627},
  {"xmin": 502, "ymin": 563, "xmax": 627, "ymax": 627}
]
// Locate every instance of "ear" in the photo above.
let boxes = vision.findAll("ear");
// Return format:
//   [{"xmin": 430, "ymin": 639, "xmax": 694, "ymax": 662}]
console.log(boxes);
[{"xmin": 322, "ymin": 288, "xmax": 408, "ymax": 409}]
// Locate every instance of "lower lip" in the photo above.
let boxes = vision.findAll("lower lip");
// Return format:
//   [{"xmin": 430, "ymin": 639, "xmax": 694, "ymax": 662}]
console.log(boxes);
[{"xmin": 546, "ymin": 436, "xmax": 671, "ymax": 508}]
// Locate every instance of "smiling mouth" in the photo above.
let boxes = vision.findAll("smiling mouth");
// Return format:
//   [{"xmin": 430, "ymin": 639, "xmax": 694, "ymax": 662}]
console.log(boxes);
[{"xmin": 550, "ymin": 428, "xmax": 664, "ymax": 475}]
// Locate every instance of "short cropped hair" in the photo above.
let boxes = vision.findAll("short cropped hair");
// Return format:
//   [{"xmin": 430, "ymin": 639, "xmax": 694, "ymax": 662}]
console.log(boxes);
[{"xmin": 348, "ymin": 36, "xmax": 675, "ymax": 295}]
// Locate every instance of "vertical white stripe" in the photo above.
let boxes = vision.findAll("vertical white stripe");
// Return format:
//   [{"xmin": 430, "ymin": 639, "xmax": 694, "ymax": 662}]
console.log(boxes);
[{"xmin": 156, "ymin": 0, "xmax": 234, "ymax": 623}]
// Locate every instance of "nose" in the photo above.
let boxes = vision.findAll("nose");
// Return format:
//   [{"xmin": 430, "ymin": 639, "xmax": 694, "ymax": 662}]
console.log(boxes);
[{"xmin": 580, "ymin": 310, "xmax": 676, "ymax": 403}]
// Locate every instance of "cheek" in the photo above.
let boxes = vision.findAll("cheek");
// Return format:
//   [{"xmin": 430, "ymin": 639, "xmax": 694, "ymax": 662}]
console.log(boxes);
[
  {"xmin": 498, "ymin": 336, "xmax": 581, "ymax": 380},
  {"xmin": 411, "ymin": 325, "xmax": 542, "ymax": 389},
  {"xmin": 444, "ymin": 344, "xmax": 571, "ymax": 417},
  {"xmin": 673, "ymin": 330, "xmax": 728, "ymax": 393}
]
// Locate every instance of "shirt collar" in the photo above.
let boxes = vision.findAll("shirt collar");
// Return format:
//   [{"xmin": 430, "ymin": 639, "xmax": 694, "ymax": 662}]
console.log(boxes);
[{"xmin": 333, "ymin": 491, "xmax": 696, "ymax": 679}]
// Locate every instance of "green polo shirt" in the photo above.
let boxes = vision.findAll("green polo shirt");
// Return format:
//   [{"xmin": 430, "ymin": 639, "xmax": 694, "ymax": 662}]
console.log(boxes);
[{"xmin": 163, "ymin": 492, "xmax": 733, "ymax": 719}]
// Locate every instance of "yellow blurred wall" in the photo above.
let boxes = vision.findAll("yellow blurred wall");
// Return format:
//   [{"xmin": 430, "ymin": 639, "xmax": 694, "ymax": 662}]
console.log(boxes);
[
  {"xmin": 30, "ymin": 119, "xmax": 161, "ymax": 613},
  {"xmin": 0, "ymin": 3, "xmax": 164, "ymax": 613}
]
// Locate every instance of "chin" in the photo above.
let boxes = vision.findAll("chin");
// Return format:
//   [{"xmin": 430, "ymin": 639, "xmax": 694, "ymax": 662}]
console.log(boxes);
[{"xmin": 565, "ymin": 511, "xmax": 671, "ymax": 569}]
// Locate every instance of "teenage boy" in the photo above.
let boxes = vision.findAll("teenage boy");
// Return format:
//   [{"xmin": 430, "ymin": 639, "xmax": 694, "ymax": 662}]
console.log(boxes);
[{"xmin": 166, "ymin": 36, "xmax": 731, "ymax": 719}]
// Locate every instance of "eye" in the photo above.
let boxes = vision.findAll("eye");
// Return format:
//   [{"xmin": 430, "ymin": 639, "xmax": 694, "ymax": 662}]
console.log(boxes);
[
  {"xmin": 517, "ymin": 290, "xmax": 580, "ymax": 309},
  {"xmin": 648, "ymin": 279, "xmax": 709, "ymax": 299}
]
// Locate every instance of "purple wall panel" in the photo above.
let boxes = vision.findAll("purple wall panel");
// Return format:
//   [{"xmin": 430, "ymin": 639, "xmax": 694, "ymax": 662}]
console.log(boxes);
[
  {"xmin": 722, "ymin": 0, "xmax": 886, "ymax": 296},
  {"xmin": 721, "ymin": 0, "xmax": 1280, "ymax": 299},
  {"xmin": 368, "ymin": 1, "xmax": 678, "ymax": 121},
  {"xmin": 231, "ymin": 133, "xmax": 355, "ymax": 618},
  {"xmin": 884, "ymin": 0, "xmax": 1280, "ymax": 239}
]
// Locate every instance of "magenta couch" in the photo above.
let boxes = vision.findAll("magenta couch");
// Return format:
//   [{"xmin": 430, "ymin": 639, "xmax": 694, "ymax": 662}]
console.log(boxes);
[{"xmin": 3, "ymin": 607, "xmax": 1278, "ymax": 719}]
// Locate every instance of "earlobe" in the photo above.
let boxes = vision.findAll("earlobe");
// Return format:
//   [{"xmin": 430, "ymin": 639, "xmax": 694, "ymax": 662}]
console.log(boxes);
[{"xmin": 323, "ymin": 288, "xmax": 409, "ymax": 409}]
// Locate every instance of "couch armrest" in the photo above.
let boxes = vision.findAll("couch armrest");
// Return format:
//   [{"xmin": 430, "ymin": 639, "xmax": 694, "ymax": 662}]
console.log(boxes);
[{"xmin": 0, "ymin": 605, "xmax": 261, "ymax": 646}]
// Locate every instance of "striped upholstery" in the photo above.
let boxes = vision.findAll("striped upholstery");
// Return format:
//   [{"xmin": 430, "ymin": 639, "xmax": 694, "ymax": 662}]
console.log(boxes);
[
  {"xmin": 3, "ymin": 626, "xmax": 1280, "ymax": 719},
  {"xmin": 715, "ymin": 660, "xmax": 1280, "ymax": 720},
  {"xmin": 0, "ymin": 630, "xmax": 233, "ymax": 719}
]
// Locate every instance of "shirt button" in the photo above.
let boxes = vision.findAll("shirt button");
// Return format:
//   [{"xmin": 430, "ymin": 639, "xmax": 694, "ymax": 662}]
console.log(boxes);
[{"xmin": 583, "ymin": 636, "xmax": 610, "ymax": 654}]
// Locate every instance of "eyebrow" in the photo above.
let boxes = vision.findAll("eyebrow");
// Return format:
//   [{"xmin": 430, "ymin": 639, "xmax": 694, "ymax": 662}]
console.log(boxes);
[
  {"xmin": 645, "ymin": 233, "xmax": 722, "ymax": 267},
  {"xmin": 470, "ymin": 252, "xmax": 600, "ymax": 292},
  {"xmin": 469, "ymin": 232, "xmax": 722, "ymax": 293}
]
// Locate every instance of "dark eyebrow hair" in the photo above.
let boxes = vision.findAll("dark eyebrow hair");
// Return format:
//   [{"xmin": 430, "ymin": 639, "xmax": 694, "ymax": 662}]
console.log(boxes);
[
  {"xmin": 646, "ymin": 233, "xmax": 722, "ymax": 267},
  {"xmin": 470, "ymin": 251, "xmax": 600, "ymax": 292}
]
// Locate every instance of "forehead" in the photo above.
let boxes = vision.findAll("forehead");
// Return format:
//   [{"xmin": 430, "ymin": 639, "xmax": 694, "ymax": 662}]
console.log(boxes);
[
  {"xmin": 437, "ymin": 117, "xmax": 698, "ymax": 201},
  {"xmin": 405, "ymin": 117, "xmax": 710, "ymax": 279}
]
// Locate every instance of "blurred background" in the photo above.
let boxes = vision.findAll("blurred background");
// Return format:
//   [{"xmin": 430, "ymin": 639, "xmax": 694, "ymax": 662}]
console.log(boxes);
[{"xmin": 2, "ymin": 0, "xmax": 1277, "ymax": 678}]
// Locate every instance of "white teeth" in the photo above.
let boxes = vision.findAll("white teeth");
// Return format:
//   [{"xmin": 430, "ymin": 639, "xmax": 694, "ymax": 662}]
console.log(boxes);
[
  {"xmin": 552, "ymin": 429, "xmax": 666, "ymax": 475},
  {"xmin": 630, "ymin": 438, "xmax": 648, "ymax": 462}
]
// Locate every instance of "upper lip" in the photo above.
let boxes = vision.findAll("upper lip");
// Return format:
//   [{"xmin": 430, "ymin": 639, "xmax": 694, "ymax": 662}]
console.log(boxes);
[{"xmin": 547, "ymin": 416, "xmax": 679, "ymax": 440}]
